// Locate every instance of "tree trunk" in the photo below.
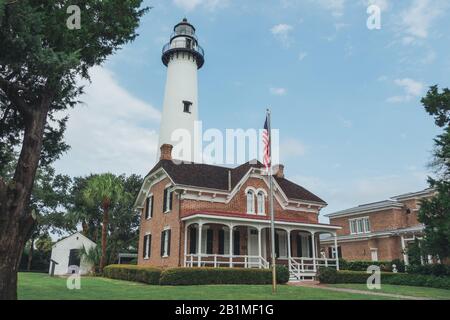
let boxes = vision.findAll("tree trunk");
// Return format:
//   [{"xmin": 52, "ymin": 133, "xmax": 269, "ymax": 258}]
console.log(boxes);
[
  {"xmin": 0, "ymin": 97, "xmax": 50, "ymax": 300},
  {"xmin": 99, "ymin": 202, "xmax": 110, "ymax": 272},
  {"xmin": 27, "ymin": 236, "xmax": 35, "ymax": 271}
]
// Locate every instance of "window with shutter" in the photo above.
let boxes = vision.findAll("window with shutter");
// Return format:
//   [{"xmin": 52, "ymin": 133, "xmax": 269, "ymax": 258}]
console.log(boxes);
[
  {"xmin": 206, "ymin": 229, "xmax": 213, "ymax": 254},
  {"xmin": 166, "ymin": 229, "xmax": 171, "ymax": 256},
  {"xmin": 148, "ymin": 234, "xmax": 152, "ymax": 258},
  {"xmin": 160, "ymin": 231, "xmax": 165, "ymax": 257},
  {"xmin": 142, "ymin": 235, "xmax": 148, "ymax": 259},
  {"xmin": 296, "ymin": 234, "xmax": 303, "ymax": 257},
  {"xmin": 163, "ymin": 189, "xmax": 168, "ymax": 212},
  {"xmin": 189, "ymin": 227, "xmax": 197, "ymax": 254},
  {"xmin": 233, "ymin": 230, "xmax": 240, "ymax": 255},
  {"xmin": 218, "ymin": 229, "xmax": 225, "ymax": 254}
]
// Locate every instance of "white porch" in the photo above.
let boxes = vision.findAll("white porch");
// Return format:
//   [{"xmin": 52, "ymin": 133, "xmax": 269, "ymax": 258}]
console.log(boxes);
[{"xmin": 182, "ymin": 214, "xmax": 341, "ymax": 281}]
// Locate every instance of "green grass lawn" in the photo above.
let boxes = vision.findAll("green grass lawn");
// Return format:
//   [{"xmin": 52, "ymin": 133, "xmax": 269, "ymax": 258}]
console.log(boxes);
[
  {"xmin": 327, "ymin": 284, "xmax": 450, "ymax": 300},
  {"xmin": 19, "ymin": 273, "xmax": 393, "ymax": 300}
]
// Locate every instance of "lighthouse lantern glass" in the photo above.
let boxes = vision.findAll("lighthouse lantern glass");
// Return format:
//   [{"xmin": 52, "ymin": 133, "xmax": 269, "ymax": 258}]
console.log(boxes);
[{"xmin": 175, "ymin": 24, "xmax": 194, "ymax": 36}]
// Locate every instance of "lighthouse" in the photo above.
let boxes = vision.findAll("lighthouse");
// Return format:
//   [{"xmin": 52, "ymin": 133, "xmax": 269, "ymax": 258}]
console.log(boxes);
[{"xmin": 158, "ymin": 18, "xmax": 205, "ymax": 162}]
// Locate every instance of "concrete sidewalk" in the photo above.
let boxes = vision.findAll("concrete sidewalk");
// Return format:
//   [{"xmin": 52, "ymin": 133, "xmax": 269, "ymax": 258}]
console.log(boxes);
[{"xmin": 288, "ymin": 281, "xmax": 433, "ymax": 300}]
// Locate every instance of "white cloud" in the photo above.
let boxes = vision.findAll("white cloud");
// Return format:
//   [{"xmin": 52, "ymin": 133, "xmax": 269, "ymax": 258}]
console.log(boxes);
[
  {"xmin": 298, "ymin": 51, "xmax": 308, "ymax": 61},
  {"xmin": 271, "ymin": 24, "xmax": 294, "ymax": 48},
  {"xmin": 362, "ymin": 0, "xmax": 389, "ymax": 11},
  {"xmin": 54, "ymin": 67, "xmax": 161, "ymax": 177},
  {"xmin": 173, "ymin": 0, "xmax": 229, "ymax": 11},
  {"xmin": 337, "ymin": 116, "xmax": 353, "ymax": 128},
  {"xmin": 317, "ymin": 0, "xmax": 346, "ymax": 17},
  {"xmin": 399, "ymin": 0, "xmax": 447, "ymax": 42},
  {"xmin": 269, "ymin": 87, "xmax": 287, "ymax": 96},
  {"xmin": 387, "ymin": 78, "xmax": 424, "ymax": 103}
]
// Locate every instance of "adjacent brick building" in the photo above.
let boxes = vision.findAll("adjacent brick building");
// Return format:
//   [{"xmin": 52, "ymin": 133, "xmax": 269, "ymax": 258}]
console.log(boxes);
[
  {"xmin": 321, "ymin": 189, "xmax": 436, "ymax": 264},
  {"xmin": 134, "ymin": 144, "xmax": 341, "ymax": 280}
]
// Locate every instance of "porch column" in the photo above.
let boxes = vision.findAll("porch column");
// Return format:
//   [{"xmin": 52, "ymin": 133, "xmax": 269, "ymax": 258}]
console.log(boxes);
[
  {"xmin": 311, "ymin": 231, "xmax": 317, "ymax": 271},
  {"xmin": 401, "ymin": 235, "xmax": 409, "ymax": 266},
  {"xmin": 229, "ymin": 225, "xmax": 234, "ymax": 268},
  {"xmin": 197, "ymin": 223, "xmax": 203, "ymax": 267},
  {"xmin": 334, "ymin": 232, "xmax": 339, "ymax": 270},
  {"xmin": 257, "ymin": 227, "xmax": 262, "ymax": 268},
  {"xmin": 287, "ymin": 230, "xmax": 292, "ymax": 272},
  {"xmin": 184, "ymin": 223, "xmax": 188, "ymax": 267}
]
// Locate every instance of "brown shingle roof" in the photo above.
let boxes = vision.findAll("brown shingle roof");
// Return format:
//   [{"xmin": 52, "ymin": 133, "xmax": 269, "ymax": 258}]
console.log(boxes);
[{"xmin": 147, "ymin": 159, "xmax": 326, "ymax": 204}]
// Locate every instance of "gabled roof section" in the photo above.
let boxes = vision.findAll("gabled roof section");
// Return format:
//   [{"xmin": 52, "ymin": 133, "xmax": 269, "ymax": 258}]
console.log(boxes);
[
  {"xmin": 274, "ymin": 177, "xmax": 326, "ymax": 204},
  {"xmin": 136, "ymin": 159, "xmax": 326, "ymax": 208}
]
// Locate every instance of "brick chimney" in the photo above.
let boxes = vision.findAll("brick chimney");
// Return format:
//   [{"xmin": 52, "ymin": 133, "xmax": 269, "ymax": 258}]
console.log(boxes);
[
  {"xmin": 274, "ymin": 164, "xmax": 285, "ymax": 179},
  {"xmin": 160, "ymin": 144, "xmax": 173, "ymax": 161}
]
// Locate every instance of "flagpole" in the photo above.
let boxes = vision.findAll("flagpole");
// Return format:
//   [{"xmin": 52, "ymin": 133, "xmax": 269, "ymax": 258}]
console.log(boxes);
[{"xmin": 267, "ymin": 108, "xmax": 277, "ymax": 293}]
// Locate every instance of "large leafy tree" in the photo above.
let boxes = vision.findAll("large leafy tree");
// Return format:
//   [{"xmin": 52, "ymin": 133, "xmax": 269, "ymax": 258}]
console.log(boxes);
[
  {"xmin": 0, "ymin": 0, "xmax": 148, "ymax": 299},
  {"xmin": 83, "ymin": 173, "xmax": 124, "ymax": 272},
  {"xmin": 419, "ymin": 86, "xmax": 450, "ymax": 261}
]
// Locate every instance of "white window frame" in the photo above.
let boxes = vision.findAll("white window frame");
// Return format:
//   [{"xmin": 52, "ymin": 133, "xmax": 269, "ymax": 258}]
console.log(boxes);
[
  {"xmin": 145, "ymin": 194, "xmax": 153, "ymax": 220},
  {"xmin": 164, "ymin": 185, "xmax": 172, "ymax": 214},
  {"xmin": 246, "ymin": 189, "xmax": 255, "ymax": 214},
  {"xmin": 349, "ymin": 217, "xmax": 371, "ymax": 235},
  {"xmin": 162, "ymin": 227, "xmax": 170, "ymax": 257},
  {"xmin": 256, "ymin": 190, "xmax": 266, "ymax": 215},
  {"xmin": 144, "ymin": 233, "xmax": 151, "ymax": 259}
]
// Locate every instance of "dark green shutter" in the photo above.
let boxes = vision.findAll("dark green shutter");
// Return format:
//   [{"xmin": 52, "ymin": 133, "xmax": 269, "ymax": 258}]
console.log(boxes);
[
  {"xmin": 328, "ymin": 247, "xmax": 332, "ymax": 259},
  {"xmin": 142, "ymin": 235, "xmax": 148, "ymax": 258},
  {"xmin": 338, "ymin": 246, "xmax": 342, "ymax": 259},
  {"xmin": 206, "ymin": 229, "xmax": 213, "ymax": 254},
  {"xmin": 189, "ymin": 227, "xmax": 197, "ymax": 254},
  {"xmin": 145, "ymin": 197, "xmax": 150, "ymax": 219},
  {"xmin": 167, "ymin": 230, "xmax": 171, "ymax": 256},
  {"xmin": 233, "ymin": 230, "xmax": 240, "ymax": 255},
  {"xmin": 163, "ymin": 189, "xmax": 167, "ymax": 212},
  {"xmin": 150, "ymin": 195, "xmax": 153, "ymax": 218},
  {"xmin": 160, "ymin": 231, "xmax": 165, "ymax": 256},
  {"xmin": 169, "ymin": 190, "xmax": 173, "ymax": 211},
  {"xmin": 218, "ymin": 229, "xmax": 224, "ymax": 254}
]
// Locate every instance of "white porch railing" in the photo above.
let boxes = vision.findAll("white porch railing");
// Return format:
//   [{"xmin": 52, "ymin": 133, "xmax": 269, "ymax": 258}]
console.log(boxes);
[
  {"xmin": 288, "ymin": 257, "xmax": 338, "ymax": 281},
  {"xmin": 185, "ymin": 254, "xmax": 270, "ymax": 269}
]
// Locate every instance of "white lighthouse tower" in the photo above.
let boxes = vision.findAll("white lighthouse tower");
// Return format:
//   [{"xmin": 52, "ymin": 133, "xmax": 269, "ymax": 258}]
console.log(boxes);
[{"xmin": 158, "ymin": 18, "xmax": 205, "ymax": 162}]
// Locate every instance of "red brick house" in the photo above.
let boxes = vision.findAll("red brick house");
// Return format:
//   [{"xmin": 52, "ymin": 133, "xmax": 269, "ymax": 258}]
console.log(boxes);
[
  {"xmin": 134, "ymin": 144, "xmax": 341, "ymax": 280},
  {"xmin": 321, "ymin": 188, "xmax": 436, "ymax": 265}
]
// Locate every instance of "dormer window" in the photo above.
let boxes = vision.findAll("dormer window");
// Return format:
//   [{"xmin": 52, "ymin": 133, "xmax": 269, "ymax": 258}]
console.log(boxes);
[
  {"xmin": 183, "ymin": 100, "xmax": 192, "ymax": 113},
  {"xmin": 246, "ymin": 190, "xmax": 255, "ymax": 214},
  {"xmin": 257, "ymin": 191, "xmax": 265, "ymax": 215}
]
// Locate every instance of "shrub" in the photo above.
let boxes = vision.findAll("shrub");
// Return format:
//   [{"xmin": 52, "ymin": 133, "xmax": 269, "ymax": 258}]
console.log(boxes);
[
  {"xmin": 407, "ymin": 264, "xmax": 450, "ymax": 277},
  {"xmin": 318, "ymin": 267, "xmax": 450, "ymax": 290},
  {"xmin": 103, "ymin": 264, "xmax": 161, "ymax": 285},
  {"xmin": 317, "ymin": 267, "xmax": 338, "ymax": 284},
  {"xmin": 159, "ymin": 267, "xmax": 290, "ymax": 286},
  {"xmin": 338, "ymin": 259, "xmax": 402, "ymax": 272}
]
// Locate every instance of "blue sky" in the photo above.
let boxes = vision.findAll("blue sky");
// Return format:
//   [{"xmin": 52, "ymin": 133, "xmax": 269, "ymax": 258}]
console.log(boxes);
[{"xmin": 54, "ymin": 0, "xmax": 450, "ymax": 220}]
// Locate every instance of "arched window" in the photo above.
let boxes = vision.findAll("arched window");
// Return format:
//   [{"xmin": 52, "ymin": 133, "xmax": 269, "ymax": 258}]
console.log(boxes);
[
  {"xmin": 246, "ymin": 190, "xmax": 255, "ymax": 214},
  {"xmin": 257, "ymin": 191, "xmax": 265, "ymax": 215}
]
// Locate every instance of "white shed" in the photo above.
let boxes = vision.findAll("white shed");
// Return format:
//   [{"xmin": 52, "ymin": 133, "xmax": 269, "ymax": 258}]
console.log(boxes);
[{"xmin": 49, "ymin": 232, "xmax": 97, "ymax": 276}]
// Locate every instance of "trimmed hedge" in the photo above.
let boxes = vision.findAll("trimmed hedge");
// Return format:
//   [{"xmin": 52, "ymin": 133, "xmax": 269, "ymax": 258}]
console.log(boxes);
[
  {"xmin": 339, "ymin": 259, "xmax": 406, "ymax": 273},
  {"xmin": 103, "ymin": 265, "xmax": 289, "ymax": 286},
  {"xmin": 318, "ymin": 267, "xmax": 450, "ymax": 290},
  {"xmin": 407, "ymin": 264, "xmax": 450, "ymax": 277},
  {"xmin": 160, "ymin": 266, "xmax": 290, "ymax": 286},
  {"xmin": 103, "ymin": 264, "xmax": 161, "ymax": 285}
]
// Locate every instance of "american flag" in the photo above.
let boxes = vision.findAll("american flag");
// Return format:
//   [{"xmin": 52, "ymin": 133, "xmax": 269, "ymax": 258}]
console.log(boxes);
[{"xmin": 263, "ymin": 114, "xmax": 271, "ymax": 173}]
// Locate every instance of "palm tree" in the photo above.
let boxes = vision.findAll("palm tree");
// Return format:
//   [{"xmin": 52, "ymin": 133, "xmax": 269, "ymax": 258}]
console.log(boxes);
[{"xmin": 83, "ymin": 173, "xmax": 123, "ymax": 272}]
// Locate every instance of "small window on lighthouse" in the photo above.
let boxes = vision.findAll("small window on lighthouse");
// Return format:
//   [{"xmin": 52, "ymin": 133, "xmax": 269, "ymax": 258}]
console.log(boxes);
[{"xmin": 183, "ymin": 100, "xmax": 192, "ymax": 113}]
